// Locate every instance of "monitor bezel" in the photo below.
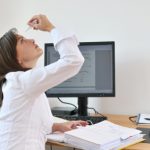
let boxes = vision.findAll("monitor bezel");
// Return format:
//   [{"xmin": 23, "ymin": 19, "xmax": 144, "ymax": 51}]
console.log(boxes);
[{"xmin": 44, "ymin": 41, "xmax": 115, "ymax": 97}]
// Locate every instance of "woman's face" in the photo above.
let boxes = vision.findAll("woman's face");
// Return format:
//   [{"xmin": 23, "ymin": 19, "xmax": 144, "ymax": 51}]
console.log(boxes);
[{"xmin": 16, "ymin": 35, "xmax": 43, "ymax": 68}]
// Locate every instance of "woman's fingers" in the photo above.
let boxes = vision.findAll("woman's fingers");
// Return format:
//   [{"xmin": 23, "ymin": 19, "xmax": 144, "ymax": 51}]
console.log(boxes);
[{"xmin": 27, "ymin": 14, "xmax": 54, "ymax": 32}]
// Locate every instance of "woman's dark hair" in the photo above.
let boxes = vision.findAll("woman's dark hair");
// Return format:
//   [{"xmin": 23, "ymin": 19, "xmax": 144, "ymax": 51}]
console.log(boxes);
[{"xmin": 0, "ymin": 29, "xmax": 29, "ymax": 106}]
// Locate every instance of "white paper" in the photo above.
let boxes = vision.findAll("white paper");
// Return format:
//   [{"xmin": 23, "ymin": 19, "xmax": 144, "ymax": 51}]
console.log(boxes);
[
  {"xmin": 64, "ymin": 120, "xmax": 142, "ymax": 150},
  {"xmin": 47, "ymin": 132, "xmax": 65, "ymax": 142},
  {"xmin": 137, "ymin": 113, "xmax": 150, "ymax": 124}
]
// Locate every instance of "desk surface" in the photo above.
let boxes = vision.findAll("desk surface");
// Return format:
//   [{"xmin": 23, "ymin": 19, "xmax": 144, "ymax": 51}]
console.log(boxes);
[
  {"xmin": 47, "ymin": 114, "xmax": 150, "ymax": 150},
  {"xmin": 106, "ymin": 114, "xmax": 150, "ymax": 150}
]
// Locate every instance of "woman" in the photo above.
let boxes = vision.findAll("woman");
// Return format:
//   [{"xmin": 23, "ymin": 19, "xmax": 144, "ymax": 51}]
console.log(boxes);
[{"xmin": 0, "ymin": 14, "xmax": 88, "ymax": 150}]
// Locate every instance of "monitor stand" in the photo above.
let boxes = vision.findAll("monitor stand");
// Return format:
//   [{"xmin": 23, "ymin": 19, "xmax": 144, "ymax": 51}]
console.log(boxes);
[
  {"xmin": 53, "ymin": 97, "xmax": 107, "ymax": 124},
  {"xmin": 77, "ymin": 96, "xmax": 88, "ymax": 116}
]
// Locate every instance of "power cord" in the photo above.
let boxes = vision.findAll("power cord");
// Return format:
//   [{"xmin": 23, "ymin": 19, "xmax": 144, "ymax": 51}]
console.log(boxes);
[
  {"xmin": 57, "ymin": 97, "xmax": 106, "ymax": 118},
  {"xmin": 129, "ymin": 115, "xmax": 137, "ymax": 123},
  {"xmin": 57, "ymin": 97, "xmax": 77, "ymax": 110},
  {"xmin": 88, "ymin": 107, "xmax": 106, "ymax": 118}
]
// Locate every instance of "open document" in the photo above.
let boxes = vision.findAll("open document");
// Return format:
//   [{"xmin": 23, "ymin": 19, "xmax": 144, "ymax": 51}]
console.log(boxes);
[{"xmin": 63, "ymin": 120, "xmax": 144, "ymax": 150}]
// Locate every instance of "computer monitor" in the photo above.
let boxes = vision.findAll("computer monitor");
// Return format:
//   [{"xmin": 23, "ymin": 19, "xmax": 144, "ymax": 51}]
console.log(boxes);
[{"xmin": 44, "ymin": 41, "xmax": 115, "ymax": 116}]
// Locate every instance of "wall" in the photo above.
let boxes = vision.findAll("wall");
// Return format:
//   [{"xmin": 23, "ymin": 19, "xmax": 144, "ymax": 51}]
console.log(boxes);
[{"xmin": 1, "ymin": 0, "xmax": 150, "ymax": 116}]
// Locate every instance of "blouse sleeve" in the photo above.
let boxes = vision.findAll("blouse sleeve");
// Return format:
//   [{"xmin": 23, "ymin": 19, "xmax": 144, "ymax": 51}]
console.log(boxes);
[{"xmin": 17, "ymin": 28, "xmax": 84, "ymax": 96}]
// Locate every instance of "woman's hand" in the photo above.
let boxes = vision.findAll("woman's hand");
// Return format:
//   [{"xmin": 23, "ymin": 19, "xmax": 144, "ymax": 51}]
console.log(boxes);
[
  {"xmin": 27, "ymin": 14, "xmax": 55, "ymax": 32},
  {"xmin": 52, "ymin": 120, "xmax": 88, "ymax": 133}
]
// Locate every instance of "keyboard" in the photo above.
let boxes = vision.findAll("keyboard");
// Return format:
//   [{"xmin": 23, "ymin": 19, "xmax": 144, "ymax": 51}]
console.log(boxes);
[{"xmin": 54, "ymin": 115, "xmax": 107, "ymax": 124}]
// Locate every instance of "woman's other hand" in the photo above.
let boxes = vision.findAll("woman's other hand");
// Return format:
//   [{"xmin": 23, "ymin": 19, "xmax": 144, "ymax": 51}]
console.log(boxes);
[
  {"xmin": 27, "ymin": 14, "xmax": 55, "ymax": 32},
  {"xmin": 52, "ymin": 120, "xmax": 88, "ymax": 133}
]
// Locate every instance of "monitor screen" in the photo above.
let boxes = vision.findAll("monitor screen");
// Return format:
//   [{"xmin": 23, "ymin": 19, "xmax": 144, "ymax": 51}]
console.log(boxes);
[
  {"xmin": 44, "ymin": 42, "xmax": 115, "ymax": 97},
  {"xmin": 44, "ymin": 42, "xmax": 115, "ymax": 116}
]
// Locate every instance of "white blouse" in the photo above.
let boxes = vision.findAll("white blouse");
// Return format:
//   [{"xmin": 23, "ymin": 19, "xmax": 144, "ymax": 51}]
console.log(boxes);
[{"xmin": 0, "ymin": 28, "xmax": 84, "ymax": 150}]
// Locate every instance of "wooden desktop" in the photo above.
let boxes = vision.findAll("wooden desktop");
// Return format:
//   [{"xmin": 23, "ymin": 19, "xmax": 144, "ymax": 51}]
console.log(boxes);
[{"xmin": 46, "ymin": 114, "xmax": 150, "ymax": 150}]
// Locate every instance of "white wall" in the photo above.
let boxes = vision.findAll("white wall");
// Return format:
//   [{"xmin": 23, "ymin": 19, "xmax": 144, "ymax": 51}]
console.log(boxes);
[{"xmin": 1, "ymin": 0, "xmax": 150, "ymax": 116}]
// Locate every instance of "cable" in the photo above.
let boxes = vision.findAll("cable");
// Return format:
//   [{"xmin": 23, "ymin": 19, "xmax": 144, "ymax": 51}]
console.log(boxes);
[
  {"xmin": 57, "ymin": 98, "xmax": 106, "ymax": 118},
  {"xmin": 87, "ymin": 107, "xmax": 106, "ymax": 118},
  {"xmin": 129, "ymin": 115, "xmax": 137, "ymax": 123},
  {"xmin": 88, "ymin": 107, "xmax": 97, "ymax": 113},
  {"xmin": 57, "ymin": 97, "xmax": 77, "ymax": 110}
]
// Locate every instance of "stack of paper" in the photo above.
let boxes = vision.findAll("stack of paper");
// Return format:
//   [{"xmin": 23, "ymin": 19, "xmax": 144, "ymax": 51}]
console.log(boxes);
[
  {"xmin": 47, "ymin": 132, "xmax": 65, "ymax": 142},
  {"xmin": 64, "ymin": 120, "xmax": 144, "ymax": 150}
]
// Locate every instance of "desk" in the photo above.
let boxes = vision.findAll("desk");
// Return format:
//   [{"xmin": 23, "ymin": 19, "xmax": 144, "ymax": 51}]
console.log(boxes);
[{"xmin": 46, "ymin": 114, "xmax": 150, "ymax": 150}]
